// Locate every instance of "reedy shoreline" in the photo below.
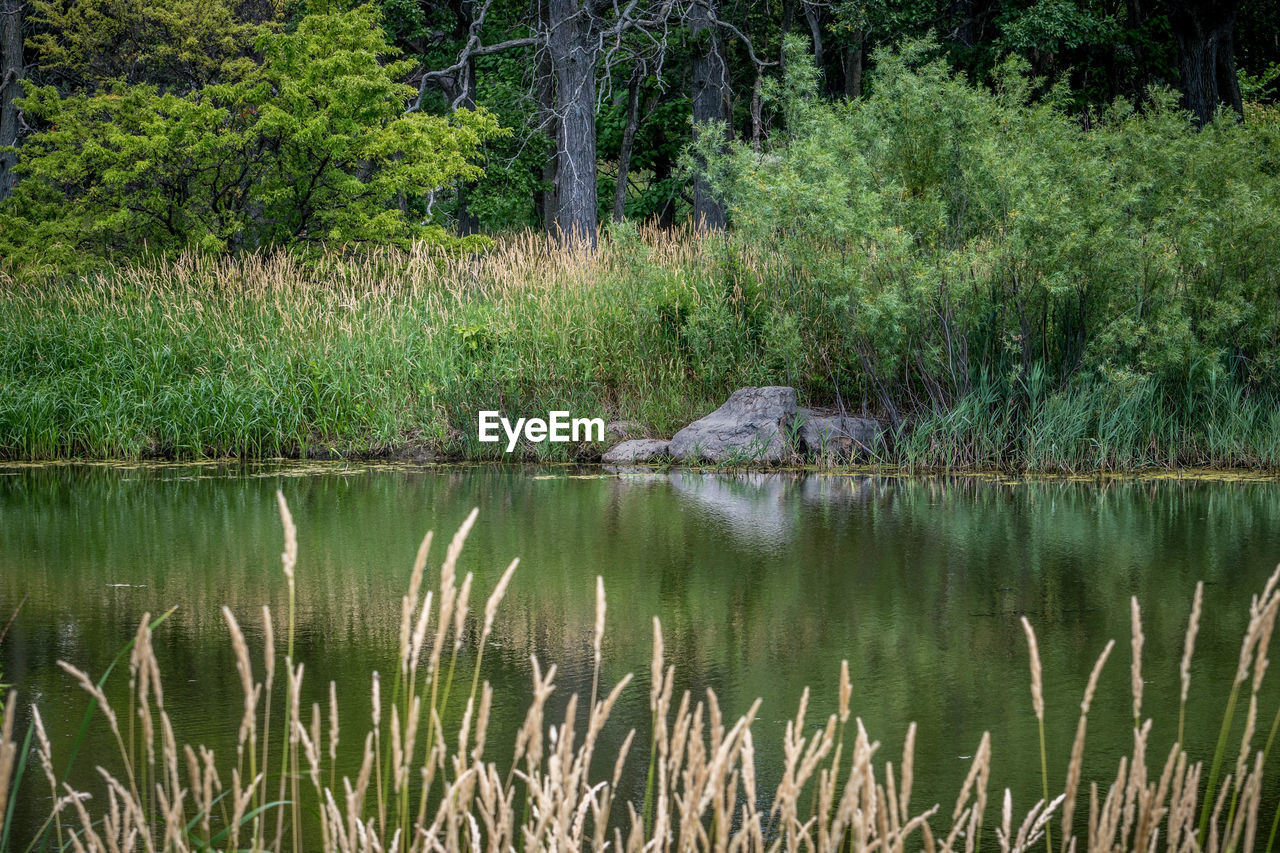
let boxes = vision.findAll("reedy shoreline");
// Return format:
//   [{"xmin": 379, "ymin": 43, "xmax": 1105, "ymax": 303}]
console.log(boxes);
[{"xmin": 3, "ymin": 230, "xmax": 1280, "ymax": 473}]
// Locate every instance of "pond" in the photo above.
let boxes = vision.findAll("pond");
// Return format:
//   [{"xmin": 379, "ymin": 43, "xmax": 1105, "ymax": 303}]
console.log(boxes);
[{"xmin": 3, "ymin": 462, "xmax": 1280, "ymax": 843}]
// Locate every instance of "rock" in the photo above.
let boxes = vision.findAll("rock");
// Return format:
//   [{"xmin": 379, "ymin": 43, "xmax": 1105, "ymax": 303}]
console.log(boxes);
[
  {"xmin": 796, "ymin": 409, "xmax": 878, "ymax": 460},
  {"xmin": 668, "ymin": 387, "xmax": 798, "ymax": 463},
  {"xmin": 602, "ymin": 438, "xmax": 670, "ymax": 464}
]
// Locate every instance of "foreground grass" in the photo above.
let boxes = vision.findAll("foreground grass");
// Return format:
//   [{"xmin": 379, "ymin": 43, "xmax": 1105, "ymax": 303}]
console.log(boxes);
[
  {"xmin": 2, "ymin": 228, "xmax": 1279, "ymax": 471},
  {"xmin": 2, "ymin": 496, "xmax": 1279, "ymax": 852}
]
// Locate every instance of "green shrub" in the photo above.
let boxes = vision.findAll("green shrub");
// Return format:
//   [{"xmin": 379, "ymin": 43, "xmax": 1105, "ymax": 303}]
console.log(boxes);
[
  {"xmin": 0, "ymin": 5, "xmax": 502, "ymax": 269},
  {"xmin": 696, "ymin": 37, "xmax": 1280, "ymax": 468}
]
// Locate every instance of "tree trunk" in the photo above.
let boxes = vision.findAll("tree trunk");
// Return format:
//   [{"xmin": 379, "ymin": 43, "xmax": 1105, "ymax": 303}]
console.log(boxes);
[
  {"xmin": 549, "ymin": 0, "xmax": 597, "ymax": 245},
  {"xmin": 534, "ymin": 0, "xmax": 558, "ymax": 232},
  {"xmin": 1169, "ymin": 0, "xmax": 1243, "ymax": 125},
  {"xmin": 953, "ymin": 0, "xmax": 975, "ymax": 47},
  {"xmin": 802, "ymin": 1, "xmax": 825, "ymax": 91},
  {"xmin": 613, "ymin": 63, "xmax": 642, "ymax": 223},
  {"xmin": 690, "ymin": 0, "xmax": 728, "ymax": 230},
  {"xmin": 0, "ymin": 0, "xmax": 22, "ymax": 202},
  {"xmin": 843, "ymin": 30, "xmax": 863, "ymax": 99},
  {"xmin": 780, "ymin": 0, "xmax": 795, "ymax": 65},
  {"xmin": 455, "ymin": 57, "xmax": 481, "ymax": 236}
]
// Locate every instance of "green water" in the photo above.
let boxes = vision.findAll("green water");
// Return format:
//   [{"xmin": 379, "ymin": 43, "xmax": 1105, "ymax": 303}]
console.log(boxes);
[{"xmin": 3, "ymin": 462, "xmax": 1280, "ymax": 842}]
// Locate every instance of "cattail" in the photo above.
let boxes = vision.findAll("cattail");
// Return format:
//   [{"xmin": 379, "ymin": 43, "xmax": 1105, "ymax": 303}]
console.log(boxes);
[
  {"xmin": 408, "ymin": 530, "xmax": 434, "ymax": 608},
  {"xmin": 594, "ymin": 575, "xmax": 606, "ymax": 672},
  {"xmin": 1061, "ymin": 640, "xmax": 1114, "ymax": 849},
  {"xmin": 1234, "ymin": 693, "xmax": 1258, "ymax": 792},
  {"xmin": 222, "ymin": 606, "xmax": 258, "ymax": 750},
  {"xmin": 482, "ymin": 558, "xmax": 519, "ymax": 639},
  {"xmin": 329, "ymin": 680, "xmax": 340, "ymax": 769},
  {"xmin": 262, "ymin": 604, "xmax": 275, "ymax": 688},
  {"xmin": 650, "ymin": 617, "xmax": 665, "ymax": 715},
  {"xmin": 839, "ymin": 660, "xmax": 852, "ymax": 725},
  {"xmin": 452, "ymin": 572, "xmax": 473, "ymax": 651},
  {"xmin": 0, "ymin": 692, "xmax": 16, "ymax": 822},
  {"xmin": 1181, "ymin": 583, "xmax": 1203, "ymax": 707},
  {"xmin": 1021, "ymin": 617, "xmax": 1044, "ymax": 723},
  {"xmin": 901, "ymin": 721, "xmax": 916, "ymax": 822},
  {"xmin": 408, "ymin": 590, "xmax": 435, "ymax": 674},
  {"xmin": 276, "ymin": 490, "xmax": 296, "ymax": 581},
  {"xmin": 1130, "ymin": 597, "xmax": 1144, "ymax": 724},
  {"xmin": 1252, "ymin": 595, "xmax": 1280, "ymax": 694}
]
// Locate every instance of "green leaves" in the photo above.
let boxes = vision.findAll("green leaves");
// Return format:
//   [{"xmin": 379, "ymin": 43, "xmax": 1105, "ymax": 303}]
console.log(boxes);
[
  {"xmin": 692, "ymin": 37, "xmax": 1280, "ymax": 455},
  {"xmin": 2, "ymin": 4, "xmax": 503, "ymax": 267},
  {"xmin": 28, "ymin": 0, "xmax": 262, "ymax": 89}
]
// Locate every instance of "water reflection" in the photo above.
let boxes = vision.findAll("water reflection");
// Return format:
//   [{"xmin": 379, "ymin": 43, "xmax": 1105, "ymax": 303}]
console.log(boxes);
[{"xmin": 3, "ymin": 463, "xmax": 1280, "ymax": 840}]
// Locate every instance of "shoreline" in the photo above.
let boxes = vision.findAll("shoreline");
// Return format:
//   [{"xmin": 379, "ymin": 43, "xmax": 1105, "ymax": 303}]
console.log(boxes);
[{"xmin": 4, "ymin": 455, "xmax": 1280, "ymax": 483}]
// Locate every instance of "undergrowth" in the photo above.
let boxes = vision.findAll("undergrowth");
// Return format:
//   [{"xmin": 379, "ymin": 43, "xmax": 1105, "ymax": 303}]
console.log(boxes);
[{"xmin": 1, "ymin": 227, "xmax": 1278, "ymax": 472}]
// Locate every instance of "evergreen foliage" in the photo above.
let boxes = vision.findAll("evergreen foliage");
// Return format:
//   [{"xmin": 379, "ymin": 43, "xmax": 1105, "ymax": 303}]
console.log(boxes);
[{"xmin": 1, "ymin": 5, "xmax": 501, "ymax": 267}]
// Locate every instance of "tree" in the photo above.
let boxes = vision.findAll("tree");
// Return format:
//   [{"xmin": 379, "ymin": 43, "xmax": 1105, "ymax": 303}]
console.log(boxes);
[
  {"xmin": 548, "ymin": 0, "xmax": 598, "ymax": 242},
  {"xmin": 0, "ymin": 5, "xmax": 502, "ymax": 266},
  {"xmin": 0, "ymin": 0, "xmax": 21, "ymax": 201},
  {"xmin": 26, "ymin": 0, "xmax": 266, "ymax": 91},
  {"xmin": 411, "ymin": 0, "xmax": 787, "ymax": 241},
  {"xmin": 1163, "ymin": 0, "xmax": 1244, "ymax": 125},
  {"xmin": 689, "ymin": 0, "xmax": 729, "ymax": 229}
]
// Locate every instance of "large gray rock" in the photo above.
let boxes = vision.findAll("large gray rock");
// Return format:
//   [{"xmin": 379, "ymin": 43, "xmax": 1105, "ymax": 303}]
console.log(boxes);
[
  {"xmin": 797, "ymin": 409, "xmax": 878, "ymax": 460},
  {"xmin": 668, "ymin": 387, "xmax": 798, "ymax": 463},
  {"xmin": 602, "ymin": 438, "xmax": 670, "ymax": 464}
]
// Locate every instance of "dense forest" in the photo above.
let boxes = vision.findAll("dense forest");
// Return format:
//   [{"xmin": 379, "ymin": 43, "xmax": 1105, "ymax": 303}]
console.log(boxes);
[
  {"xmin": 1, "ymin": 0, "xmax": 1280, "ymax": 470},
  {"xmin": 1, "ymin": 0, "xmax": 1278, "ymax": 253}
]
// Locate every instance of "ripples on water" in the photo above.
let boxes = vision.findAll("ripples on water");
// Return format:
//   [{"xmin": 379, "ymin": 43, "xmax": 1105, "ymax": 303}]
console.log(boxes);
[{"xmin": 3, "ymin": 463, "xmax": 1279, "ymax": 837}]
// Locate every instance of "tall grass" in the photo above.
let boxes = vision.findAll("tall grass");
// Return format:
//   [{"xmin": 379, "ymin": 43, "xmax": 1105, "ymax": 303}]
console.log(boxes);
[
  {"xmin": 0, "ymin": 228, "xmax": 733, "ymax": 462},
  {"xmin": 2, "ymin": 227, "xmax": 1279, "ymax": 471},
  {"xmin": 891, "ymin": 372, "xmax": 1280, "ymax": 473},
  {"xmin": 2, "ymin": 497, "xmax": 1280, "ymax": 851}
]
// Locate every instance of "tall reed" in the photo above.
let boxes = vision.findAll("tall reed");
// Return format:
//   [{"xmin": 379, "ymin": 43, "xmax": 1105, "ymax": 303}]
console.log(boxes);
[
  {"xmin": 3, "ymin": 227, "xmax": 1280, "ymax": 471},
  {"xmin": 1, "ymin": 498, "xmax": 1278, "ymax": 852}
]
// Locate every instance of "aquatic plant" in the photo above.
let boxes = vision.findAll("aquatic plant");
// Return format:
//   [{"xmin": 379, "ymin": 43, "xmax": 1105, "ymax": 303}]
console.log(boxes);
[
  {"xmin": 3, "ymin": 224, "xmax": 1280, "ymax": 471},
  {"xmin": 1, "ymin": 497, "xmax": 1278, "ymax": 852}
]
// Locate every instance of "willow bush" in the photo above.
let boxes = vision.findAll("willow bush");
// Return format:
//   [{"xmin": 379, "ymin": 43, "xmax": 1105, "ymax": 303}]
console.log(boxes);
[{"xmin": 697, "ymin": 38, "xmax": 1280, "ymax": 467}]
